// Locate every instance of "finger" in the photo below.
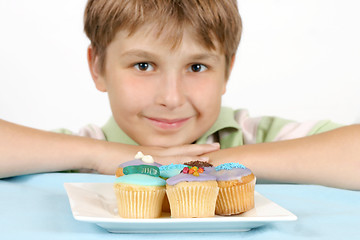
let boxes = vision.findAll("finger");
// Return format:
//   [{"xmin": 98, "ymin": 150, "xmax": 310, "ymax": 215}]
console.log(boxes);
[
  {"xmin": 158, "ymin": 143, "xmax": 220, "ymax": 156},
  {"xmin": 154, "ymin": 155, "xmax": 210, "ymax": 166}
]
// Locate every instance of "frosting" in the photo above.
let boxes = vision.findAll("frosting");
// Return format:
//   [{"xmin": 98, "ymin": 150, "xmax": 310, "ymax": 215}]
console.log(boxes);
[
  {"xmin": 115, "ymin": 174, "xmax": 166, "ymax": 186},
  {"xmin": 166, "ymin": 169, "xmax": 216, "ymax": 185},
  {"xmin": 212, "ymin": 163, "xmax": 252, "ymax": 181},
  {"xmin": 159, "ymin": 164, "xmax": 188, "ymax": 179},
  {"xmin": 215, "ymin": 163, "xmax": 246, "ymax": 171},
  {"xmin": 115, "ymin": 152, "xmax": 165, "ymax": 186},
  {"xmin": 184, "ymin": 160, "xmax": 213, "ymax": 168}
]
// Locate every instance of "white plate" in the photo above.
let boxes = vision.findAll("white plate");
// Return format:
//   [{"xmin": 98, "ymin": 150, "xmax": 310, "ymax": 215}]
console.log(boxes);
[{"xmin": 64, "ymin": 183, "xmax": 297, "ymax": 233}]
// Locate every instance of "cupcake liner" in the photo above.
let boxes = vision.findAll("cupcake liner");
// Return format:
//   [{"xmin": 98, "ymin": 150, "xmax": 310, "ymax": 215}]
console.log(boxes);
[
  {"xmin": 161, "ymin": 192, "xmax": 171, "ymax": 213},
  {"xmin": 114, "ymin": 184, "xmax": 165, "ymax": 218},
  {"xmin": 166, "ymin": 181, "xmax": 219, "ymax": 218},
  {"xmin": 215, "ymin": 178, "xmax": 256, "ymax": 216}
]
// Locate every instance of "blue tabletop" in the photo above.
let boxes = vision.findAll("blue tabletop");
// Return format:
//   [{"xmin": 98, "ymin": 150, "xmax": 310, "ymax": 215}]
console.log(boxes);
[{"xmin": 0, "ymin": 173, "xmax": 359, "ymax": 239}]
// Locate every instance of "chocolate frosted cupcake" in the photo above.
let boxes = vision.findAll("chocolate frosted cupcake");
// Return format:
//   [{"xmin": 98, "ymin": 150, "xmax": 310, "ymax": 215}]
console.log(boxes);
[
  {"xmin": 212, "ymin": 163, "xmax": 256, "ymax": 215},
  {"xmin": 166, "ymin": 166, "xmax": 219, "ymax": 218}
]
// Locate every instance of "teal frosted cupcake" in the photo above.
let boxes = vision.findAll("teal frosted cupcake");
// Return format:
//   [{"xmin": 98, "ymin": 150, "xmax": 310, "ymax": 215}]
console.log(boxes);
[
  {"xmin": 114, "ymin": 163, "xmax": 166, "ymax": 218},
  {"xmin": 115, "ymin": 151, "xmax": 162, "ymax": 177}
]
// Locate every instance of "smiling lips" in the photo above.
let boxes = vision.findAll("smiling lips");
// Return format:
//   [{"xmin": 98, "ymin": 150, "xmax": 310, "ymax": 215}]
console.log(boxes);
[{"xmin": 146, "ymin": 117, "xmax": 191, "ymax": 130}]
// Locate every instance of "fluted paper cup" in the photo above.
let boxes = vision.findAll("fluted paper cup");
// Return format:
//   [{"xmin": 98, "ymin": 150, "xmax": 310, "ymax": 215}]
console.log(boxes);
[
  {"xmin": 114, "ymin": 183, "xmax": 165, "ymax": 218},
  {"xmin": 166, "ymin": 181, "xmax": 219, "ymax": 218},
  {"xmin": 215, "ymin": 178, "xmax": 256, "ymax": 215}
]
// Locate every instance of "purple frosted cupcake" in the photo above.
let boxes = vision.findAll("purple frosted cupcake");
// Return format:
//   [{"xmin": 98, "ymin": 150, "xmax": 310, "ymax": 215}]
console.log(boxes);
[
  {"xmin": 166, "ymin": 166, "xmax": 219, "ymax": 218},
  {"xmin": 212, "ymin": 163, "xmax": 256, "ymax": 215}
]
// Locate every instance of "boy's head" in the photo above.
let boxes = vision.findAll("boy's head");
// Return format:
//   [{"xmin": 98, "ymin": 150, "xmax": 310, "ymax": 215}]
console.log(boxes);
[
  {"xmin": 83, "ymin": 0, "xmax": 242, "ymax": 147},
  {"xmin": 84, "ymin": 0, "xmax": 242, "ymax": 79}
]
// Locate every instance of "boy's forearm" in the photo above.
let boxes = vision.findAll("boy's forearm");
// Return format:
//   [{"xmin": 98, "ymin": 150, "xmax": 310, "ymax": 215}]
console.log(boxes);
[
  {"xmin": 0, "ymin": 119, "xmax": 221, "ymax": 178},
  {"xmin": 205, "ymin": 125, "xmax": 360, "ymax": 190},
  {"xmin": 0, "ymin": 119, "xmax": 98, "ymax": 178}
]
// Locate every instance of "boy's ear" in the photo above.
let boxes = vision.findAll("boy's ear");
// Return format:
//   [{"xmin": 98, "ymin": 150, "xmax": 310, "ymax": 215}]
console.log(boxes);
[
  {"xmin": 87, "ymin": 46, "xmax": 107, "ymax": 92},
  {"xmin": 229, "ymin": 54, "xmax": 236, "ymax": 74},
  {"xmin": 222, "ymin": 55, "xmax": 236, "ymax": 95}
]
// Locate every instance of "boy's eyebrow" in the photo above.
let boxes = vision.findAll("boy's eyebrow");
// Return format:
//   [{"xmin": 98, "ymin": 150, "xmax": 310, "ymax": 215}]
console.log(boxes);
[
  {"xmin": 121, "ymin": 49, "xmax": 220, "ymax": 62},
  {"xmin": 190, "ymin": 53, "xmax": 220, "ymax": 62},
  {"xmin": 121, "ymin": 50, "xmax": 157, "ymax": 59}
]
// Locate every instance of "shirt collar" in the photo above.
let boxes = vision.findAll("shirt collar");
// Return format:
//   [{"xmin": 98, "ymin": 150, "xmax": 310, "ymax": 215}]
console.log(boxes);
[
  {"xmin": 195, "ymin": 107, "xmax": 240, "ymax": 143},
  {"xmin": 102, "ymin": 117, "xmax": 139, "ymax": 145}
]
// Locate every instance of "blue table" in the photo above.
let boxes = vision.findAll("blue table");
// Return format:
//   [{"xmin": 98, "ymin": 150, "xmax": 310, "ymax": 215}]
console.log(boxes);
[{"xmin": 0, "ymin": 173, "xmax": 359, "ymax": 239}]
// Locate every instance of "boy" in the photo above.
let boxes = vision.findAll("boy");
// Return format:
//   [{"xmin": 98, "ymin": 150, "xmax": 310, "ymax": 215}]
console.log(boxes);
[{"xmin": 0, "ymin": 0, "xmax": 359, "ymax": 190}]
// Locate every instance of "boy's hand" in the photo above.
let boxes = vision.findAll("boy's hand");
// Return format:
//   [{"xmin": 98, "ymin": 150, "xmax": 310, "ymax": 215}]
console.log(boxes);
[
  {"xmin": 149, "ymin": 143, "xmax": 220, "ymax": 165},
  {"xmin": 92, "ymin": 142, "xmax": 220, "ymax": 175}
]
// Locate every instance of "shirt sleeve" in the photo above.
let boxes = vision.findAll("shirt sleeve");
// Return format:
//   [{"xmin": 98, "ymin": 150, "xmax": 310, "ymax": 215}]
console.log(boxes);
[
  {"xmin": 255, "ymin": 116, "xmax": 342, "ymax": 143},
  {"xmin": 52, "ymin": 124, "xmax": 106, "ymax": 141}
]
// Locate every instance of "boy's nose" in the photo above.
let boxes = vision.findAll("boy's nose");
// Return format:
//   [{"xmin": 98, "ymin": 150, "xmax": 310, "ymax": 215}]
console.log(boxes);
[{"xmin": 155, "ymin": 72, "xmax": 186, "ymax": 109}]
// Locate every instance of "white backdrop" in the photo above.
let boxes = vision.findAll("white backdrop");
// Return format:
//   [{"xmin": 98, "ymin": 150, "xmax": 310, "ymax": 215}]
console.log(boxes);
[{"xmin": 0, "ymin": 0, "xmax": 359, "ymax": 132}]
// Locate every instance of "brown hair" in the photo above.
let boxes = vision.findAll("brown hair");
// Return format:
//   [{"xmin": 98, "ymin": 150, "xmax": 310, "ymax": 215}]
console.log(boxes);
[{"xmin": 84, "ymin": 0, "xmax": 242, "ymax": 77}]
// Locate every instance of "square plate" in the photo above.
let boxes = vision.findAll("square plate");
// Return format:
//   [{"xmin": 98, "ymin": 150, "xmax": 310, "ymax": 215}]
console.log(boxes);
[{"xmin": 64, "ymin": 183, "xmax": 297, "ymax": 233}]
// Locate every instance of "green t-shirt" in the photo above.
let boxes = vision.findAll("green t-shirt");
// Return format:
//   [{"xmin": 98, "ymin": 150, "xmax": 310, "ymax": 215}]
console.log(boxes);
[{"xmin": 93, "ymin": 107, "xmax": 341, "ymax": 148}]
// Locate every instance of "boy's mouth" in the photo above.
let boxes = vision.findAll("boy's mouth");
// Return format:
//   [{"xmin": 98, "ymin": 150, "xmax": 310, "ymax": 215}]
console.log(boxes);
[{"xmin": 145, "ymin": 117, "xmax": 191, "ymax": 130}]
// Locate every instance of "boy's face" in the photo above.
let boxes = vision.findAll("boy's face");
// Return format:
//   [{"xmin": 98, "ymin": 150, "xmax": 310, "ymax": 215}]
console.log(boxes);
[{"xmin": 90, "ymin": 26, "xmax": 230, "ymax": 147}]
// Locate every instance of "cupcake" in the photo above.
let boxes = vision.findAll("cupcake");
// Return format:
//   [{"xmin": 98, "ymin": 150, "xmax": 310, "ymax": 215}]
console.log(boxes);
[
  {"xmin": 166, "ymin": 166, "xmax": 219, "ymax": 218},
  {"xmin": 114, "ymin": 154, "xmax": 166, "ymax": 218},
  {"xmin": 212, "ymin": 163, "xmax": 256, "ymax": 216},
  {"xmin": 159, "ymin": 164, "xmax": 188, "ymax": 213},
  {"xmin": 115, "ymin": 151, "xmax": 162, "ymax": 177}
]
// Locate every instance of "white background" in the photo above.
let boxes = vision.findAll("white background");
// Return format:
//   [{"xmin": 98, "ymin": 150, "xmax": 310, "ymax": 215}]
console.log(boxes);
[{"xmin": 0, "ymin": 0, "xmax": 359, "ymax": 132}]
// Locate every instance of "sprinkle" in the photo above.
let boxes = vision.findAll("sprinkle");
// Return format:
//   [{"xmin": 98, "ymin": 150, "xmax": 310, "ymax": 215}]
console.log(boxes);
[
  {"xmin": 215, "ymin": 163, "xmax": 246, "ymax": 171},
  {"xmin": 181, "ymin": 166, "xmax": 202, "ymax": 177},
  {"xmin": 191, "ymin": 166, "xmax": 198, "ymax": 171}
]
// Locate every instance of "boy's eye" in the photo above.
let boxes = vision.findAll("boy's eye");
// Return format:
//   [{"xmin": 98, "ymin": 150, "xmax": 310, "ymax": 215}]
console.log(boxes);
[
  {"xmin": 189, "ymin": 64, "xmax": 208, "ymax": 73},
  {"xmin": 134, "ymin": 62, "xmax": 154, "ymax": 71}
]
